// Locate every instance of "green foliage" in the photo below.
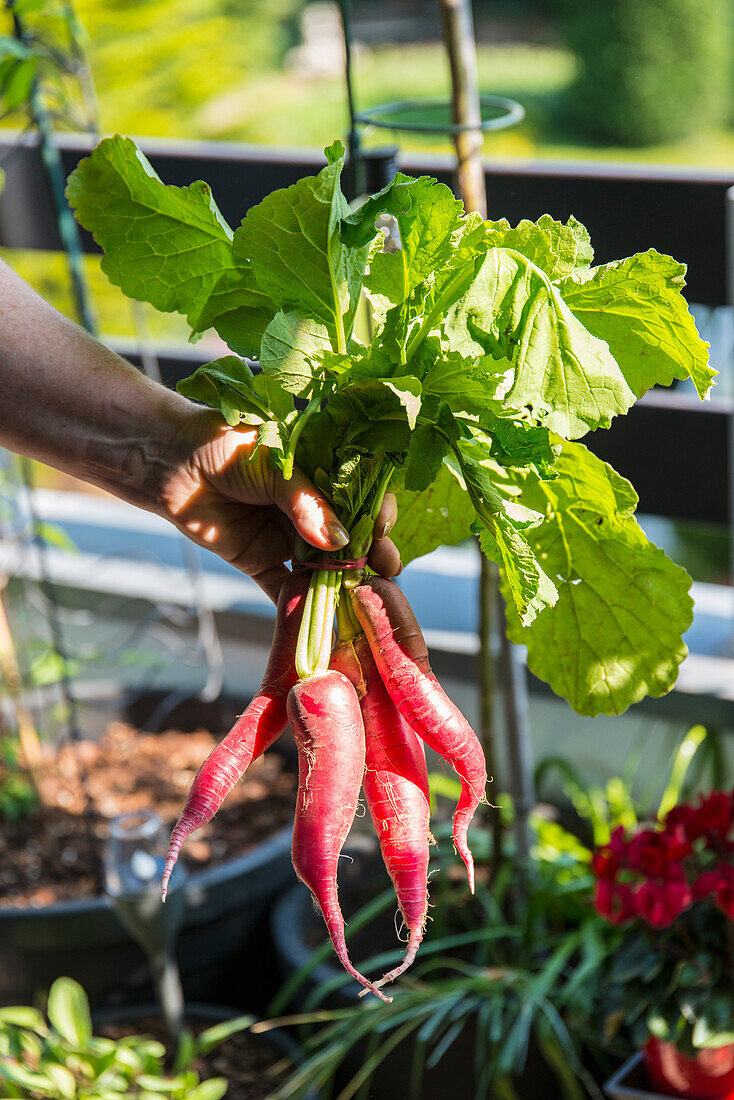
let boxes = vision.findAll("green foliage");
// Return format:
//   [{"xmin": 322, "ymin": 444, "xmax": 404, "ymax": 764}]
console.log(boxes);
[
  {"xmin": 67, "ymin": 137, "xmax": 712, "ymax": 715},
  {"xmin": 561, "ymin": 0, "xmax": 733, "ymax": 146},
  {"xmin": 268, "ymin": 819, "xmax": 613, "ymax": 1100},
  {"xmin": 600, "ymin": 914, "xmax": 734, "ymax": 1055},
  {"xmin": 0, "ymin": 977, "xmax": 253, "ymax": 1098},
  {"xmin": 0, "ymin": 738, "xmax": 37, "ymax": 823},
  {"xmin": 0, "ymin": 0, "xmax": 305, "ymax": 137},
  {"xmin": 501, "ymin": 442, "xmax": 694, "ymax": 716}
]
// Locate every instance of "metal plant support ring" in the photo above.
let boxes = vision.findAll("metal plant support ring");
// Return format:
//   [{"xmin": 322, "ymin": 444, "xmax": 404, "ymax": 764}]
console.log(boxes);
[{"xmin": 354, "ymin": 94, "xmax": 525, "ymax": 136}]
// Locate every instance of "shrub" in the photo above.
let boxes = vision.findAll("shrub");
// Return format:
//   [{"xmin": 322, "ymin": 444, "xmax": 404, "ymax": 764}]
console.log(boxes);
[{"xmin": 560, "ymin": 0, "xmax": 732, "ymax": 146}]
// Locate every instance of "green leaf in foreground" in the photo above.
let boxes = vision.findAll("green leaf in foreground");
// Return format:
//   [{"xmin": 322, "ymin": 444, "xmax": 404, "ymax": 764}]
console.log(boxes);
[
  {"xmin": 363, "ymin": 174, "xmax": 465, "ymax": 306},
  {"xmin": 456, "ymin": 446, "xmax": 557, "ymax": 626},
  {"xmin": 235, "ymin": 144, "xmax": 368, "ymax": 349},
  {"xmin": 503, "ymin": 442, "xmax": 693, "ymax": 716},
  {"xmin": 46, "ymin": 977, "xmax": 92, "ymax": 1046},
  {"xmin": 177, "ymin": 356, "xmax": 291, "ymax": 424},
  {"xmin": 559, "ymin": 249, "xmax": 716, "ymax": 401},
  {"xmin": 485, "ymin": 214, "xmax": 594, "ymax": 281},
  {"xmin": 392, "ymin": 462, "xmax": 476, "ymax": 565},
  {"xmin": 443, "ymin": 247, "xmax": 636, "ymax": 440},
  {"xmin": 260, "ymin": 310, "xmax": 331, "ymax": 396},
  {"xmin": 66, "ymin": 136, "xmax": 244, "ymax": 334}
]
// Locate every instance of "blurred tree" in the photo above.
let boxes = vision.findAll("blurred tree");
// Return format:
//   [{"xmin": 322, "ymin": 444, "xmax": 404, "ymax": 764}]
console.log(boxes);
[
  {"xmin": 560, "ymin": 0, "xmax": 732, "ymax": 146},
  {"xmin": 0, "ymin": 0, "xmax": 306, "ymax": 138}
]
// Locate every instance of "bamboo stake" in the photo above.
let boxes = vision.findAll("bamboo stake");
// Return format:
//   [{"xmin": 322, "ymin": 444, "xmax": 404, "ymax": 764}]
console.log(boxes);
[
  {"xmin": 0, "ymin": 578, "xmax": 43, "ymax": 772},
  {"xmin": 439, "ymin": 0, "xmax": 533, "ymax": 866}
]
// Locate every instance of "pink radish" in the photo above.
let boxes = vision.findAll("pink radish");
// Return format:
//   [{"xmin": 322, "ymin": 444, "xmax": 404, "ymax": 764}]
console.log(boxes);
[
  {"xmin": 351, "ymin": 577, "xmax": 486, "ymax": 893},
  {"xmin": 332, "ymin": 635, "xmax": 431, "ymax": 987},
  {"xmin": 162, "ymin": 572, "xmax": 309, "ymax": 899},
  {"xmin": 288, "ymin": 669, "xmax": 391, "ymax": 1003}
]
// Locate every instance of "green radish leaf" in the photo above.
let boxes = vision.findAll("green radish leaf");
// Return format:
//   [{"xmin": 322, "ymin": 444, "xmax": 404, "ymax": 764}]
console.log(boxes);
[
  {"xmin": 339, "ymin": 173, "xmax": 420, "ymax": 248},
  {"xmin": 559, "ymin": 249, "xmax": 716, "ymax": 401},
  {"xmin": 177, "ymin": 356, "xmax": 291, "ymax": 424},
  {"xmin": 404, "ymin": 423, "xmax": 450, "ymax": 492},
  {"xmin": 392, "ymin": 461, "xmax": 476, "ymax": 564},
  {"xmin": 136, "ymin": 1074, "xmax": 188, "ymax": 1092},
  {"xmin": 254, "ymin": 420, "xmax": 288, "ymax": 467},
  {"xmin": 328, "ymin": 376, "xmax": 422, "ymax": 452},
  {"xmin": 483, "ymin": 414, "xmax": 559, "ymax": 477},
  {"xmin": 456, "ymin": 444, "xmax": 557, "ymax": 626},
  {"xmin": 502, "ymin": 441, "xmax": 693, "ymax": 715},
  {"xmin": 420, "ymin": 347, "xmax": 503, "ymax": 413},
  {"xmin": 46, "ymin": 977, "xmax": 92, "ymax": 1045},
  {"xmin": 485, "ymin": 214, "xmax": 594, "ymax": 281},
  {"xmin": 260, "ymin": 311, "xmax": 331, "ymax": 396},
  {"xmin": 189, "ymin": 264, "xmax": 275, "ymax": 357},
  {"xmin": 235, "ymin": 145, "xmax": 369, "ymax": 348},
  {"xmin": 364, "ymin": 174, "xmax": 465, "ymax": 306},
  {"xmin": 66, "ymin": 136, "xmax": 259, "ymax": 344},
  {"xmin": 443, "ymin": 247, "xmax": 636, "ymax": 440}
]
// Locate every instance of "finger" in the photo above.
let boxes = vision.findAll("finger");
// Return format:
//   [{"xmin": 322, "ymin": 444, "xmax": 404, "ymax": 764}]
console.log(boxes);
[
  {"xmin": 374, "ymin": 492, "xmax": 397, "ymax": 541},
  {"xmin": 368, "ymin": 536, "xmax": 402, "ymax": 578},
  {"xmin": 272, "ymin": 466, "xmax": 350, "ymax": 552},
  {"xmin": 249, "ymin": 564, "xmax": 290, "ymax": 605}
]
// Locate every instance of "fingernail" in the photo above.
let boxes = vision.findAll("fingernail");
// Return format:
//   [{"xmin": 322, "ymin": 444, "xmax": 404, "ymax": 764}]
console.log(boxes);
[
  {"xmin": 322, "ymin": 520, "xmax": 350, "ymax": 548},
  {"xmin": 394, "ymin": 559, "xmax": 403, "ymax": 576},
  {"xmin": 376, "ymin": 517, "xmax": 394, "ymax": 540}
]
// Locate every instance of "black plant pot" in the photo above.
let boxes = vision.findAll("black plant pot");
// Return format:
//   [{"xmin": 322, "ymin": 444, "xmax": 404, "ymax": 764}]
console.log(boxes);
[
  {"xmin": 271, "ymin": 881, "xmax": 567, "ymax": 1100},
  {"xmin": 0, "ymin": 827, "xmax": 294, "ymax": 1012}
]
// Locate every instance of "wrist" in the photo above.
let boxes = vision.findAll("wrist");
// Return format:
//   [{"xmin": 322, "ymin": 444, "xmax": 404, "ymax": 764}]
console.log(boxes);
[{"xmin": 78, "ymin": 385, "xmax": 203, "ymax": 513}]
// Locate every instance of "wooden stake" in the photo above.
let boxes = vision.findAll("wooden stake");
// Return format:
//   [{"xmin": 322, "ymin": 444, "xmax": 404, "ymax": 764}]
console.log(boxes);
[
  {"xmin": 0, "ymin": 579, "xmax": 43, "ymax": 772},
  {"xmin": 439, "ymin": 0, "xmax": 487, "ymax": 219}
]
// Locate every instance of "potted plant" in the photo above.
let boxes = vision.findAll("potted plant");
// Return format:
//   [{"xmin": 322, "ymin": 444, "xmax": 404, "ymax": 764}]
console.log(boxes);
[
  {"xmin": 593, "ymin": 790, "xmax": 734, "ymax": 1099},
  {"xmin": 0, "ymin": 713, "xmax": 297, "ymax": 1010},
  {"xmin": 267, "ymin": 809, "xmax": 617, "ymax": 1099},
  {"xmin": 0, "ymin": 975, "xmax": 314, "ymax": 1099}
]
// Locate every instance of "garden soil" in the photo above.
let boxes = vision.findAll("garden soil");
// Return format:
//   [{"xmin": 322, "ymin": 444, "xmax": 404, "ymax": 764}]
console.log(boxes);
[{"xmin": 0, "ymin": 721, "xmax": 297, "ymax": 908}]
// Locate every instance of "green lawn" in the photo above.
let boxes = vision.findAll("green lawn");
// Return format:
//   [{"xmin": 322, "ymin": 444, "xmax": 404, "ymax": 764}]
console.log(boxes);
[{"xmin": 87, "ymin": 38, "xmax": 734, "ymax": 168}]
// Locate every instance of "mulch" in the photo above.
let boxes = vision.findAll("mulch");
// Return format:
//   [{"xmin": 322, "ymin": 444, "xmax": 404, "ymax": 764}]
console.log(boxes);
[{"xmin": 0, "ymin": 721, "xmax": 297, "ymax": 909}]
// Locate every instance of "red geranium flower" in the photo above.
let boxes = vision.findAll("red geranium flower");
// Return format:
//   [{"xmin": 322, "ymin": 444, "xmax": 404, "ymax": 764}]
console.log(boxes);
[
  {"xmin": 713, "ymin": 863, "xmax": 734, "ymax": 920},
  {"xmin": 692, "ymin": 870, "xmax": 721, "ymax": 900},
  {"xmin": 629, "ymin": 829, "xmax": 672, "ymax": 878},
  {"xmin": 595, "ymin": 879, "xmax": 635, "ymax": 925},
  {"xmin": 633, "ymin": 875, "xmax": 692, "ymax": 928}
]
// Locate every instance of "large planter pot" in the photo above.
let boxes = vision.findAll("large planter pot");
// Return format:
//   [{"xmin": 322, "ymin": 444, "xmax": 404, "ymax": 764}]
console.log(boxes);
[
  {"xmin": 0, "ymin": 826, "xmax": 294, "ymax": 1012},
  {"xmin": 271, "ymin": 880, "xmax": 566, "ymax": 1100},
  {"xmin": 605, "ymin": 1045, "xmax": 734, "ymax": 1100},
  {"xmin": 645, "ymin": 1038, "xmax": 734, "ymax": 1099}
]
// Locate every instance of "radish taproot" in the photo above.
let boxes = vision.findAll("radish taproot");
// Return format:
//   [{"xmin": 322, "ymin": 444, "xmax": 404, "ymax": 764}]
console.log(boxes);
[
  {"xmin": 288, "ymin": 669, "xmax": 392, "ymax": 1003},
  {"xmin": 350, "ymin": 577, "xmax": 487, "ymax": 894},
  {"xmin": 161, "ymin": 572, "xmax": 309, "ymax": 899},
  {"xmin": 331, "ymin": 635, "xmax": 431, "ymax": 986}
]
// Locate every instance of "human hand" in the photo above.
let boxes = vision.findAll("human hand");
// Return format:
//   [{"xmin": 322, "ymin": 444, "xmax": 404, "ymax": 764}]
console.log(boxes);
[{"xmin": 158, "ymin": 410, "xmax": 401, "ymax": 603}]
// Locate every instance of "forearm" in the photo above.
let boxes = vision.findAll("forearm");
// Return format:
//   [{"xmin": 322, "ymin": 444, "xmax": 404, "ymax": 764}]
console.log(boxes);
[{"xmin": 0, "ymin": 260, "xmax": 199, "ymax": 511}]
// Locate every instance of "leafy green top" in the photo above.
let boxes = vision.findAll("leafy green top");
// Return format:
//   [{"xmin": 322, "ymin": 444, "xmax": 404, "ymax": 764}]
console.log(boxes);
[{"xmin": 66, "ymin": 136, "xmax": 713, "ymax": 716}]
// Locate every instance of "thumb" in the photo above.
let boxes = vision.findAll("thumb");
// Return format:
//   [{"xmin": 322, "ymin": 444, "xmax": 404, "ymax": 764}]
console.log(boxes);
[{"xmin": 272, "ymin": 466, "xmax": 351, "ymax": 553}]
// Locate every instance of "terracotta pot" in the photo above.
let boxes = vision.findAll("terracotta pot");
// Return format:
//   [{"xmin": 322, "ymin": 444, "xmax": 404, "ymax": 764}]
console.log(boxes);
[{"xmin": 644, "ymin": 1037, "xmax": 734, "ymax": 1099}]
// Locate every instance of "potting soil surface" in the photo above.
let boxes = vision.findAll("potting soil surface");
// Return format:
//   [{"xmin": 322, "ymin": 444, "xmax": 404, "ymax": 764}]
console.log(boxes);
[
  {"xmin": 100, "ymin": 1016, "xmax": 290, "ymax": 1100},
  {"xmin": 0, "ymin": 721, "xmax": 297, "ymax": 908}
]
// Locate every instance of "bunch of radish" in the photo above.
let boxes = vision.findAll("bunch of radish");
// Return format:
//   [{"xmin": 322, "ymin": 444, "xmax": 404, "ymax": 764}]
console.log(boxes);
[
  {"xmin": 162, "ymin": 569, "xmax": 487, "ymax": 1000},
  {"xmin": 67, "ymin": 132, "xmax": 710, "ymax": 996}
]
